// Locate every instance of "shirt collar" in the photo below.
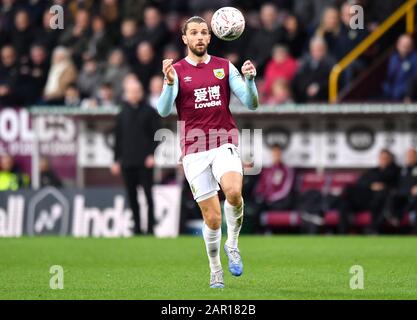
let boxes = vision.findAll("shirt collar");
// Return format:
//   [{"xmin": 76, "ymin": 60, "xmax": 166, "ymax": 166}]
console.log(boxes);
[{"xmin": 185, "ymin": 55, "xmax": 211, "ymax": 66}]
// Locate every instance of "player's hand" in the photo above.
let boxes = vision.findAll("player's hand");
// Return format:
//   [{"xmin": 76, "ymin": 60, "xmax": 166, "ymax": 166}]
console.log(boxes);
[
  {"xmin": 241, "ymin": 60, "xmax": 257, "ymax": 80},
  {"xmin": 411, "ymin": 185, "xmax": 417, "ymax": 196},
  {"xmin": 111, "ymin": 162, "xmax": 121, "ymax": 176},
  {"xmin": 162, "ymin": 59, "xmax": 175, "ymax": 85},
  {"xmin": 145, "ymin": 155, "xmax": 155, "ymax": 169}
]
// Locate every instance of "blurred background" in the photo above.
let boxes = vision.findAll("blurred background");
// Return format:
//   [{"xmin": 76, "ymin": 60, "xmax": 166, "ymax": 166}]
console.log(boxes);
[{"xmin": 1, "ymin": 0, "xmax": 417, "ymax": 237}]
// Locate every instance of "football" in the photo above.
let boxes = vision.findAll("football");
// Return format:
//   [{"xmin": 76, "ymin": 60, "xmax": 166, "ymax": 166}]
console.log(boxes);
[{"xmin": 211, "ymin": 7, "xmax": 245, "ymax": 41}]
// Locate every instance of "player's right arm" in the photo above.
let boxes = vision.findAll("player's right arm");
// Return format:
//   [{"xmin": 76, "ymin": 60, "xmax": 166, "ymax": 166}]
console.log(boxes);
[{"xmin": 157, "ymin": 59, "xmax": 179, "ymax": 117}]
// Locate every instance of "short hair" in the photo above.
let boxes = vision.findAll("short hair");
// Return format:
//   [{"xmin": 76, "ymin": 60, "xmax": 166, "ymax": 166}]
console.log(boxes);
[
  {"xmin": 182, "ymin": 16, "xmax": 208, "ymax": 35},
  {"xmin": 270, "ymin": 143, "xmax": 282, "ymax": 150}
]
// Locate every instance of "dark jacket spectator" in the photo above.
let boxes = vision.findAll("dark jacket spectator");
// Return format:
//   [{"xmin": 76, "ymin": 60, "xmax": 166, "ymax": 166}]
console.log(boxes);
[
  {"xmin": 282, "ymin": 14, "xmax": 308, "ymax": 59},
  {"xmin": 119, "ymin": 18, "xmax": 141, "ymax": 66},
  {"xmin": 132, "ymin": 41, "xmax": 159, "ymax": 92},
  {"xmin": 383, "ymin": 34, "xmax": 417, "ymax": 101},
  {"xmin": 84, "ymin": 15, "xmax": 113, "ymax": 62},
  {"xmin": 313, "ymin": 6, "xmax": 341, "ymax": 59},
  {"xmin": 137, "ymin": 6, "xmax": 170, "ymax": 59},
  {"xmin": 59, "ymin": 9, "xmax": 91, "ymax": 68},
  {"xmin": 98, "ymin": 0, "xmax": 121, "ymax": 45},
  {"xmin": 339, "ymin": 149, "xmax": 401, "ymax": 234},
  {"xmin": 40, "ymin": 157, "xmax": 63, "ymax": 188},
  {"xmin": 112, "ymin": 76, "xmax": 161, "ymax": 235},
  {"xmin": 19, "ymin": 44, "xmax": 50, "ymax": 104},
  {"xmin": 293, "ymin": 37, "xmax": 335, "ymax": 102},
  {"xmin": 246, "ymin": 3, "xmax": 287, "ymax": 76},
  {"xmin": 10, "ymin": 9, "xmax": 34, "ymax": 61},
  {"xmin": 387, "ymin": 148, "xmax": 417, "ymax": 228},
  {"xmin": 34, "ymin": 9, "xmax": 62, "ymax": 53},
  {"xmin": 0, "ymin": 45, "xmax": 23, "ymax": 105}
]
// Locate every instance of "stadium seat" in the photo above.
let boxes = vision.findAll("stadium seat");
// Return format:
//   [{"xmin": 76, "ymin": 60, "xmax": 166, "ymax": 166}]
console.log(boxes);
[{"xmin": 260, "ymin": 211, "xmax": 301, "ymax": 227}]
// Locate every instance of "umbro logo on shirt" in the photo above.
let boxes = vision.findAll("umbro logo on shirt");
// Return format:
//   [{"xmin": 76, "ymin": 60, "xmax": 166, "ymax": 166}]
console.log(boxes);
[{"xmin": 184, "ymin": 76, "xmax": 192, "ymax": 82}]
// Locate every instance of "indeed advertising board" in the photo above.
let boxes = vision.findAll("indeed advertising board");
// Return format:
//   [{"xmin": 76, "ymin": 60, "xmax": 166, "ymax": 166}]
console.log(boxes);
[{"xmin": 0, "ymin": 186, "xmax": 181, "ymax": 238}]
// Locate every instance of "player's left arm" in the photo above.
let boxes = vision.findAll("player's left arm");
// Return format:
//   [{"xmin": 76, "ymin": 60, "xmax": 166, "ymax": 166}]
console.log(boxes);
[{"xmin": 229, "ymin": 60, "xmax": 259, "ymax": 110}]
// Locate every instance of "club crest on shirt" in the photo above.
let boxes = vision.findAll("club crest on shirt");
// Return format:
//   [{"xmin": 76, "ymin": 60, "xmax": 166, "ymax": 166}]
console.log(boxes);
[{"xmin": 213, "ymin": 68, "xmax": 225, "ymax": 80}]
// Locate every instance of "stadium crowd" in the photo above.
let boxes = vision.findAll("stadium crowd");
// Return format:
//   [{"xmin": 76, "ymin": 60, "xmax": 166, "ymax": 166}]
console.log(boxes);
[{"xmin": 0, "ymin": 0, "xmax": 412, "ymax": 108}]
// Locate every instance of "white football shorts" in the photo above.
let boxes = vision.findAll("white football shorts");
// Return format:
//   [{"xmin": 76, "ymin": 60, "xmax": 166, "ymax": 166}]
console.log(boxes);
[{"xmin": 182, "ymin": 143, "xmax": 243, "ymax": 202}]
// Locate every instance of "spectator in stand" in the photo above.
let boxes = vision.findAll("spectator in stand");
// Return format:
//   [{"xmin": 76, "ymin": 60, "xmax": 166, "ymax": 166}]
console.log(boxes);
[
  {"xmin": 282, "ymin": 14, "xmax": 308, "ymax": 59},
  {"xmin": 0, "ymin": 154, "xmax": 30, "ymax": 191},
  {"xmin": 59, "ymin": 8, "xmax": 91, "ymax": 68},
  {"xmin": 252, "ymin": 144, "xmax": 296, "ymax": 233},
  {"xmin": 138, "ymin": 6, "xmax": 170, "ymax": 59},
  {"xmin": 101, "ymin": 49, "xmax": 131, "ymax": 102},
  {"xmin": 163, "ymin": 44, "xmax": 181, "ymax": 64},
  {"xmin": 122, "ymin": 0, "xmax": 148, "ymax": 22},
  {"xmin": 263, "ymin": 45, "xmax": 298, "ymax": 100},
  {"xmin": 338, "ymin": 149, "xmax": 401, "ymax": 234},
  {"xmin": 98, "ymin": 0, "xmax": 121, "ymax": 44},
  {"xmin": 34, "ymin": 9, "xmax": 62, "ymax": 54},
  {"xmin": 0, "ymin": 45, "xmax": 23, "ymax": 106},
  {"xmin": 39, "ymin": 157, "xmax": 63, "ymax": 188},
  {"xmin": 337, "ymin": 2, "xmax": 368, "ymax": 60},
  {"xmin": 84, "ymin": 15, "xmax": 112, "ymax": 62},
  {"xmin": 265, "ymin": 78, "xmax": 294, "ymax": 105},
  {"xmin": 383, "ymin": 34, "xmax": 417, "ymax": 101},
  {"xmin": 19, "ymin": 44, "xmax": 50, "ymax": 105},
  {"xmin": 386, "ymin": 148, "xmax": 417, "ymax": 231},
  {"xmin": 64, "ymin": 83, "xmax": 81, "ymax": 107},
  {"xmin": 66, "ymin": 0, "xmax": 95, "ymax": 19},
  {"xmin": 77, "ymin": 57, "xmax": 101, "ymax": 98},
  {"xmin": 0, "ymin": 0, "xmax": 18, "ymax": 33},
  {"xmin": 313, "ymin": 6, "xmax": 340, "ymax": 59},
  {"xmin": 96, "ymin": 82, "xmax": 117, "ymax": 108},
  {"xmin": 246, "ymin": 3, "xmax": 287, "ymax": 76},
  {"xmin": 82, "ymin": 82, "xmax": 117, "ymax": 109},
  {"xmin": 293, "ymin": 0, "xmax": 338, "ymax": 31},
  {"xmin": 133, "ymin": 41, "xmax": 159, "ymax": 92},
  {"xmin": 336, "ymin": 1, "xmax": 369, "ymax": 87},
  {"xmin": 119, "ymin": 18, "xmax": 141, "ymax": 65},
  {"xmin": 148, "ymin": 74, "xmax": 164, "ymax": 110},
  {"xmin": 25, "ymin": 0, "xmax": 48, "ymax": 27},
  {"xmin": 43, "ymin": 46, "xmax": 78, "ymax": 105},
  {"xmin": 11, "ymin": 9, "xmax": 34, "ymax": 62},
  {"xmin": 293, "ymin": 36, "xmax": 335, "ymax": 102}
]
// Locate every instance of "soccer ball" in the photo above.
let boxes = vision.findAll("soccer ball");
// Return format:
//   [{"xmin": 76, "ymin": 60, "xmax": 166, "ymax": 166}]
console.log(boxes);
[{"xmin": 211, "ymin": 7, "xmax": 245, "ymax": 41}]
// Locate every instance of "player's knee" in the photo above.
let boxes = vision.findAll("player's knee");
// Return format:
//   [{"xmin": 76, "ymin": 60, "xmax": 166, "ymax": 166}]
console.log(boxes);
[
  {"xmin": 205, "ymin": 212, "xmax": 222, "ymax": 230},
  {"xmin": 225, "ymin": 188, "xmax": 242, "ymax": 206}
]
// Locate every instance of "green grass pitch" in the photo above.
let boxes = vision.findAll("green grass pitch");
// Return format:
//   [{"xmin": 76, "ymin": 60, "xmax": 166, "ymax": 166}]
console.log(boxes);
[{"xmin": 0, "ymin": 236, "xmax": 416, "ymax": 300}]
